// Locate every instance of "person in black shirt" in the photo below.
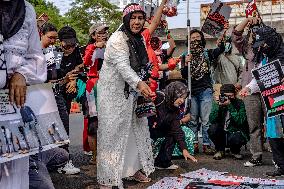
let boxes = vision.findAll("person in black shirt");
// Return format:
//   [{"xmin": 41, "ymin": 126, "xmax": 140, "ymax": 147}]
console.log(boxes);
[
  {"xmin": 149, "ymin": 80, "xmax": 197, "ymax": 169},
  {"xmin": 181, "ymin": 29, "xmax": 224, "ymax": 155},
  {"xmin": 58, "ymin": 26, "xmax": 84, "ymax": 114},
  {"xmin": 42, "ymin": 24, "xmax": 81, "ymax": 175}
]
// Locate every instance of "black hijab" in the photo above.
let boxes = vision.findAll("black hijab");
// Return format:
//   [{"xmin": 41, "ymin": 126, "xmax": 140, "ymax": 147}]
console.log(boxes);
[
  {"xmin": 0, "ymin": 0, "xmax": 26, "ymax": 39},
  {"xmin": 119, "ymin": 8, "xmax": 149, "ymax": 74},
  {"xmin": 165, "ymin": 81, "xmax": 189, "ymax": 112},
  {"xmin": 119, "ymin": 4, "xmax": 149, "ymax": 98}
]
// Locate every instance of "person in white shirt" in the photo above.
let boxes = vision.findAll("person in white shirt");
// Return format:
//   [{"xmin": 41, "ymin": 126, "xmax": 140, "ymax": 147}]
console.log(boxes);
[{"xmin": 0, "ymin": 0, "xmax": 46, "ymax": 188}]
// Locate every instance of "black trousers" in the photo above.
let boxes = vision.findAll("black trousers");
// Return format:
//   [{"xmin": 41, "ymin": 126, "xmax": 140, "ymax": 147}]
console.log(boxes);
[
  {"xmin": 149, "ymin": 117, "xmax": 184, "ymax": 168},
  {"xmin": 208, "ymin": 123, "xmax": 247, "ymax": 154},
  {"xmin": 55, "ymin": 93, "xmax": 70, "ymax": 153},
  {"xmin": 269, "ymin": 138, "xmax": 284, "ymax": 172},
  {"xmin": 55, "ymin": 94, "xmax": 69, "ymax": 135}
]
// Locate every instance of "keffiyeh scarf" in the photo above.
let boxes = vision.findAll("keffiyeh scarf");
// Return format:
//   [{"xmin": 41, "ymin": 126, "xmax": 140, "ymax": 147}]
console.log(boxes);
[{"xmin": 190, "ymin": 40, "xmax": 209, "ymax": 80}]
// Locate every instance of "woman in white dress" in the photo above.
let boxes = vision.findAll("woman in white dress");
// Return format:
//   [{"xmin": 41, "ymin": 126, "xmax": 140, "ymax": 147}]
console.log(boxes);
[
  {"xmin": 0, "ymin": 0, "xmax": 46, "ymax": 188},
  {"xmin": 97, "ymin": 3, "xmax": 156, "ymax": 189}
]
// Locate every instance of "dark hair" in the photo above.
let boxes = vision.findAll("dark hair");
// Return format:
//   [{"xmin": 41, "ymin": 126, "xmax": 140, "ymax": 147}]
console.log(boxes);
[
  {"xmin": 42, "ymin": 23, "xmax": 57, "ymax": 35},
  {"xmin": 190, "ymin": 29, "xmax": 206, "ymax": 48}
]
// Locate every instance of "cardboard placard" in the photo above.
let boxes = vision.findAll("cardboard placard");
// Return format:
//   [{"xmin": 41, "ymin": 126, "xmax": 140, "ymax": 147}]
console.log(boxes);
[
  {"xmin": 0, "ymin": 84, "xmax": 69, "ymax": 164},
  {"xmin": 252, "ymin": 59, "xmax": 284, "ymax": 117},
  {"xmin": 201, "ymin": 0, "xmax": 232, "ymax": 37}
]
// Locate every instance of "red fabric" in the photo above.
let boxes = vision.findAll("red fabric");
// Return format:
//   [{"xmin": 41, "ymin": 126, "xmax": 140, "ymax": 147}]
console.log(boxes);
[
  {"xmin": 83, "ymin": 44, "xmax": 99, "ymax": 77},
  {"xmin": 149, "ymin": 78, "xmax": 158, "ymax": 94},
  {"xmin": 208, "ymin": 180, "xmax": 240, "ymax": 186},
  {"xmin": 142, "ymin": 29, "xmax": 160, "ymax": 76},
  {"xmin": 83, "ymin": 117, "xmax": 91, "ymax": 152},
  {"xmin": 142, "ymin": 29, "xmax": 159, "ymax": 93},
  {"xmin": 86, "ymin": 77, "xmax": 98, "ymax": 93},
  {"xmin": 167, "ymin": 57, "xmax": 179, "ymax": 70}
]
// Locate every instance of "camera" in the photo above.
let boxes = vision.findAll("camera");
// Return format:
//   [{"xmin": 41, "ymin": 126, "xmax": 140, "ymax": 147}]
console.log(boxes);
[{"xmin": 219, "ymin": 93, "xmax": 228, "ymax": 103}]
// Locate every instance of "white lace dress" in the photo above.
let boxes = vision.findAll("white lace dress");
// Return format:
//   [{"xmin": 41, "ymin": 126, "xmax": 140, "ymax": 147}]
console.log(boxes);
[
  {"xmin": 0, "ymin": 1, "xmax": 46, "ymax": 189},
  {"xmin": 97, "ymin": 31, "xmax": 155, "ymax": 188}
]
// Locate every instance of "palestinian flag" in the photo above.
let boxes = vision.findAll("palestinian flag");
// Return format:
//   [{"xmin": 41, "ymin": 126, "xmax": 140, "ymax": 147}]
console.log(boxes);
[
  {"xmin": 268, "ymin": 94, "xmax": 284, "ymax": 108},
  {"xmin": 246, "ymin": 0, "xmax": 257, "ymax": 17}
]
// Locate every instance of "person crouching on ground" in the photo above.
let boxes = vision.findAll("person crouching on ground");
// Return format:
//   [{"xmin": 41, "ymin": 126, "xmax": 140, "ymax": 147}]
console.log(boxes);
[
  {"xmin": 208, "ymin": 84, "xmax": 249, "ymax": 160},
  {"xmin": 149, "ymin": 79, "xmax": 197, "ymax": 170}
]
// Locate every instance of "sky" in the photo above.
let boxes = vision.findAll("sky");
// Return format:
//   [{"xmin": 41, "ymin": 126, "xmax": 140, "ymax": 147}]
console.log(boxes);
[
  {"xmin": 46, "ymin": 0, "xmax": 235, "ymax": 28},
  {"xmin": 46, "ymin": 0, "xmax": 73, "ymax": 15}
]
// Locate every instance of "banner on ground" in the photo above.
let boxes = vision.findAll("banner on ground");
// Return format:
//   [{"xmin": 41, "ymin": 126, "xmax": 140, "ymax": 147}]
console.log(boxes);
[
  {"xmin": 201, "ymin": 0, "xmax": 232, "ymax": 37},
  {"xmin": 0, "ymin": 84, "xmax": 69, "ymax": 164},
  {"xmin": 252, "ymin": 59, "xmax": 284, "ymax": 117}
]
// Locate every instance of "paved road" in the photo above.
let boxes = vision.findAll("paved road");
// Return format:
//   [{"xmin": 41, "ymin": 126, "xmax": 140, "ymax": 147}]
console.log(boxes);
[{"xmin": 51, "ymin": 113, "xmax": 283, "ymax": 189}]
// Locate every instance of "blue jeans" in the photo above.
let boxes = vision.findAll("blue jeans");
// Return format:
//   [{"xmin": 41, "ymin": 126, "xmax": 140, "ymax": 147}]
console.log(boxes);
[
  {"xmin": 29, "ymin": 148, "xmax": 69, "ymax": 189},
  {"xmin": 188, "ymin": 88, "xmax": 213, "ymax": 145}
]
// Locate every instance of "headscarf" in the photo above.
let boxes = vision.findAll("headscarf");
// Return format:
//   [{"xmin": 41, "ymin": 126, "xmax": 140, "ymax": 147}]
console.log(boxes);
[
  {"xmin": 119, "ymin": 3, "xmax": 149, "ymax": 74},
  {"xmin": 0, "ymin": 0, "xmax": 26, "ymax": 89},
  {"xmin": 0, "ymin": 0, "xmax": 26, "ymax": 39},
  {"xmin": 165, "ymin": 81, "xmax": 189, "ymax": 111},
  {"xmin": 190, "ymin": 40, "xmax": 209, "ymax": 80},
  {"xmin": 252, "ymin": 25, "xmax": 283, "ymax": 63},
  {"xmin": 119, "ymin": 4, "xmax": 150, "ymax": 98}
]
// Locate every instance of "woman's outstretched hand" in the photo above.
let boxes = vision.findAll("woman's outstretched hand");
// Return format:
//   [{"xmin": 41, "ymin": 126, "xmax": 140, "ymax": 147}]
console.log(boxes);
[
  {"xmin": 137, "ymin": 81, "xmax": 155, "ymax": 99},
  {"xmin": 183, "ymin": 149, "xmax": 198, "ymax": 163}
]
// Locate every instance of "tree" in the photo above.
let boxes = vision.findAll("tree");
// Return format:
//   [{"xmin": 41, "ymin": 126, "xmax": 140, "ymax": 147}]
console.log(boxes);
[
  {"xmin": 27, "ymin": 0, "xmax": 122, "ymax": 45},
  {"xmin": 27, "ymin": 0, "xmax": 68, "ymax": 29},
  {"xmin": 65, "ymin": 0, "xmax": 122, "ymax": 44}
]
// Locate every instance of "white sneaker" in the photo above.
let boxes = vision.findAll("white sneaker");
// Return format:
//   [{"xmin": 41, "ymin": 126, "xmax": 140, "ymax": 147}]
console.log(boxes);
[
  {"xmin": 156, "ymin": 164, "xmax": 179, "ymax": 170},
  {"xmin": 57, "ymin": 160, "xmax": 80, "ymax": 175},
  {"xmin": 84, "ymin": 151, "xmax": 93, "ymax": 156}
]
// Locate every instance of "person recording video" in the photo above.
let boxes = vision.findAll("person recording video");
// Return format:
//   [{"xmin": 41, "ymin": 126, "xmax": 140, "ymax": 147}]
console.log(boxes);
[{"xmin": 208, "ymin": 84, "xmax": 249, "ymax": 160}]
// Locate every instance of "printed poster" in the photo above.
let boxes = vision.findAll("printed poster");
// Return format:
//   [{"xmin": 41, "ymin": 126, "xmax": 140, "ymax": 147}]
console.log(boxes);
[
  {"xmin": 201, "ymin": 0, "xmax": 232, "ymax": 37},
  {"xmin": 252, "ymin": 59, "xmax": 284, "ymax": 117},
  {"xmin": 0, "ymin": 84, "xmax": 69, "ymax": 164}
]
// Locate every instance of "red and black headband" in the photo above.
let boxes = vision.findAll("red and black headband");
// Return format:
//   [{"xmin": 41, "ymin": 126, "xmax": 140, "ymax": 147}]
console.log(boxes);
[{"xmin": 123, "ymin": 4, "xmax": 144, "ymax": 17}]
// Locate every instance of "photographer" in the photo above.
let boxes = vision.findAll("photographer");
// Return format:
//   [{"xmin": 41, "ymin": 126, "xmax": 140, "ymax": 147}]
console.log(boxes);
[{"xmin": 208, "ymin": 84, "xmax": 249, "ymax": 160}]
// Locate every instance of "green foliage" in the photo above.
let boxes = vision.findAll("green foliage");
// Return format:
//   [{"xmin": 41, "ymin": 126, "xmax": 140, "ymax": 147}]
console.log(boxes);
[
  {"xmin": 27, "ymin": 0, "xmax": 68, "ymax": 29},
  {"xmin": 65, "ymin": 0, "xmax": 122, "ymax": 44},
  {"xmin": 27, "ymin": 0, "xmax": 122, "ymax": 45}
]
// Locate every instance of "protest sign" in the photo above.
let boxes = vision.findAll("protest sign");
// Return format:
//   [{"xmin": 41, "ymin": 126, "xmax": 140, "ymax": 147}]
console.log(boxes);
[
  {"xmin": 0, "ymin": 84, "xmax": 69, "ymax": 164},
  {"xmin": 201, "ymin": 0, "xmax": 232, "ymax": 37},
  {"xmin": 44, "ymin": 47, "xmax": 63, "ymax": 81},
  {"xmin": 44, "ymin": 47, "xmax": 63, "ymax": 69},
  {"xmin": 252, "ymin": 59, "xmax": 284, "ymax": 117}
]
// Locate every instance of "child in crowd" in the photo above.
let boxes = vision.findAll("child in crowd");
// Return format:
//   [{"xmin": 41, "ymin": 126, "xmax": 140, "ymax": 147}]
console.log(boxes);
[{"xmin": 149, "ymin": 72, "xmax": 197, "ymax": 169}]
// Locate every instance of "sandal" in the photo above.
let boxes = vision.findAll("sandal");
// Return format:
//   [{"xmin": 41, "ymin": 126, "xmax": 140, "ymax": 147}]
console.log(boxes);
[{"xmin": 128, "ymin": 170, "xmax": 151, "ymax": 183}]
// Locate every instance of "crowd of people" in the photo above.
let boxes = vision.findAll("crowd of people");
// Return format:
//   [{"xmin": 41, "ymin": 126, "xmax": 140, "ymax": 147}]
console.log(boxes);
[{"xmin": 1, "ymin": 0, "xmax": 284, "ymax": 189}]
